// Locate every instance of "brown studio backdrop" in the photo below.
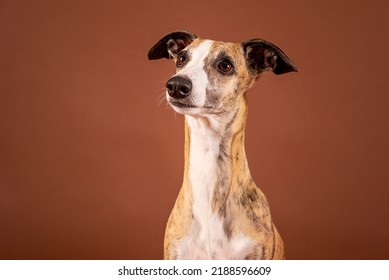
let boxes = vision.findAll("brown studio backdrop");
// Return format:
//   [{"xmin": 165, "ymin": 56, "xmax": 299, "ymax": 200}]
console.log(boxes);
[{"xmin": 0, "ymin": 0, "xmax": 388, "ymax": 259}]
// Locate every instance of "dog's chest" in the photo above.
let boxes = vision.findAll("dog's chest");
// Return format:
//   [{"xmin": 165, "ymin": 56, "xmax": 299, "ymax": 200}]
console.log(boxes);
[{"xmin": 176, "ymin": 212, "xmax": 254, "ymax": 259}]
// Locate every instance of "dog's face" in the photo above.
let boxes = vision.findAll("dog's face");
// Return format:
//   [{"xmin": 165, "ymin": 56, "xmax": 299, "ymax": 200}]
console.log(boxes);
[
  {"xmin": 167, "ymin": 39, "xmax": 254, "ymax": 116},
  {"xmin": 148, "ymin": 31, "xmax": 297, "ymax": 117}
]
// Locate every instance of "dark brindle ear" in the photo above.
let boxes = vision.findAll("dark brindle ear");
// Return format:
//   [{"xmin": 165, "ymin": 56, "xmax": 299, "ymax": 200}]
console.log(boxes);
[
  {"xmin": 242, "ymin": 39, "xmax": 298, "ymax": 75},
  {"xmin": 147, "ymin": 31, "xmax": 198, "ymax": 60}
]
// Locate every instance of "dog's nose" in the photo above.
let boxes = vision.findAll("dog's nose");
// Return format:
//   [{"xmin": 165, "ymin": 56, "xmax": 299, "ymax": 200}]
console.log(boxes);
[{"xmin": 166, "ymin": 76, "xmax": 192, "ymax": 99}]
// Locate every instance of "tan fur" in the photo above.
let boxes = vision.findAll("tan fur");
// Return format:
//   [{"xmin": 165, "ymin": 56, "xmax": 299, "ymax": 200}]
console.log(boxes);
[
  {"xmin": 163, "ymin": 122, "xmax": 193, "ymax": 259},
  {"xmin": 161, "ymin": 38, "xmax": 286, "ymax": 259}
]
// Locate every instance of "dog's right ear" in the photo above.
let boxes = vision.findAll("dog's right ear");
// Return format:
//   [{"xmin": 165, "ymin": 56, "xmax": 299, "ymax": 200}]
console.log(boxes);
[{"xmin": 147, "ymin": 31, "xmax": 198, "ymax": 60}]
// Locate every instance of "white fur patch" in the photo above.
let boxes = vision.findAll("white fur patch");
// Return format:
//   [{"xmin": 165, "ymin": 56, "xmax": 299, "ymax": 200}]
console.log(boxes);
[{"xmin": 171, "ymin": 40, "xmax": 213, "ymax": 110}]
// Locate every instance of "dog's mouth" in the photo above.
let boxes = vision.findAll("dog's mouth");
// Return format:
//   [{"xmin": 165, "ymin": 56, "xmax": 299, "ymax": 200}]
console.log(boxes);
[
  {"xmin": 169, "ymin": 100, "xmax": 197, "ymax": 109},
  {"xmin": 168, "ymin": 99, "xmax": 226, "ymax": 115}
]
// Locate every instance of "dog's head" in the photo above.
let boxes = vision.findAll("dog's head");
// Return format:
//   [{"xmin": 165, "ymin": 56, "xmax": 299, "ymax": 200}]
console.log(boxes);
[{"xmin": 148, "ymin": 31, "xmax": 297, "ymax": 116}]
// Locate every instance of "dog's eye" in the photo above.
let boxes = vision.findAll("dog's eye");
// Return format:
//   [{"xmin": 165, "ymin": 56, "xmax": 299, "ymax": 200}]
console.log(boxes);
[
  {"xmin": 217, "ymin": 59, "xmax": 234, "ymax": 74},
  {"xmin": 176, "ymin": 53, "xmax": 188, "ymax": 67},
  {"xmin": 178, "ymin": 54, "xmax": 187, "ymax": 62}
]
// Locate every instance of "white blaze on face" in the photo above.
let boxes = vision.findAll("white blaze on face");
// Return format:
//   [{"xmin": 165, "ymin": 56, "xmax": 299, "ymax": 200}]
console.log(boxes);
[{"xmin": 175, "ymin": 40, "xmax": 214, "ymax": 108}]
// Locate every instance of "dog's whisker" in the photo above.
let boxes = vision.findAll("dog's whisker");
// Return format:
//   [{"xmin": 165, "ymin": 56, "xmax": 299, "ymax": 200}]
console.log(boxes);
[{"xmin": 157, "ymin": 92, "xmax": 167, "ymax": 108}]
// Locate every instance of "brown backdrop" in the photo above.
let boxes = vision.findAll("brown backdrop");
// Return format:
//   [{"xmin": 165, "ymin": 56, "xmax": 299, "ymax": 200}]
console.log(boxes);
[{"xmin": 1, "ymin": 0, "xmax": 388, "ymax": 259}]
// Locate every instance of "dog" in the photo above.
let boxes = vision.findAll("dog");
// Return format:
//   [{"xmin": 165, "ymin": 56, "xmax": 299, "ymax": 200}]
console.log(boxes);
[{"xmin": 147, "ymin": 31, "xmax": 297, "ymax": 259}]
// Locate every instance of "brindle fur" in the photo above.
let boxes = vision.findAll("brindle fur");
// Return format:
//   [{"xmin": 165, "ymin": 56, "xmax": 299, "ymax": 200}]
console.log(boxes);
[{"xmin": 148, "ymin": 31, "xmax": 297, "ymax": 260}]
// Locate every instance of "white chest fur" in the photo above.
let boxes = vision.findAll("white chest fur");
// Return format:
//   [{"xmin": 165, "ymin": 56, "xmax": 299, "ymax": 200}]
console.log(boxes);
[{"xmin": 176, "ymin": 116, "xmax": 254, "ymax": 259}]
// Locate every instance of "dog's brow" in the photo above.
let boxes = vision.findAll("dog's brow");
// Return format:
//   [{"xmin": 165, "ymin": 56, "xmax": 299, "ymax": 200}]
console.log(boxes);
[{"xmin": 180, "ymin": 40, "xmax": 213, "ymax": 70}]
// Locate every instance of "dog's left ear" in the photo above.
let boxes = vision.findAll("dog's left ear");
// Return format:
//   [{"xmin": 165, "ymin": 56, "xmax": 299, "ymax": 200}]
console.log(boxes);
[
  {"xmin": 148, "ymin": 31, "xmax": 198, "ymax": 60},
  {"xmin": 242, "ymin": 39, "xmax": 298, "ymax": 75}
]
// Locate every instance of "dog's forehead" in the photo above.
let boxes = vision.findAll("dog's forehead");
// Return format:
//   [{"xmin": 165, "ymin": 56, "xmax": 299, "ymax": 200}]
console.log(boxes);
[{"xmin": 188, "ymin": 39, "xmax": 243, "ymax": 61}]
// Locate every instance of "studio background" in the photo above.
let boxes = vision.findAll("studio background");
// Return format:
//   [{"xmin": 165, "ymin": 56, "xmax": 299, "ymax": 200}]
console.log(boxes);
[{"xmin": 1, "ymin": 0, "xmax": 388, "ymax": 259}]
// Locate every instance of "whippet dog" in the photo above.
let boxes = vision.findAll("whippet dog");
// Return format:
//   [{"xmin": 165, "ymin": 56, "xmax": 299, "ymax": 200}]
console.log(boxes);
[{"xmin": 148, "ymin": 31, "xmax": 297, "ymax": 259}]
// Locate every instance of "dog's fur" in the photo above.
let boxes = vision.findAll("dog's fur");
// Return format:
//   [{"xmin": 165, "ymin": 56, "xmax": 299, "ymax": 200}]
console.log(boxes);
[{"xmin": 148, "ymin": 31, "xmax": 297, "ymax": 259}]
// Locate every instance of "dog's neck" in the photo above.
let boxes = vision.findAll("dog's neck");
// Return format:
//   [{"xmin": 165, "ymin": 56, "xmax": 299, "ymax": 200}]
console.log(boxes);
[{"xmin": 182, "ymin": 95, "xmax": 252, "ymax": 216}]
